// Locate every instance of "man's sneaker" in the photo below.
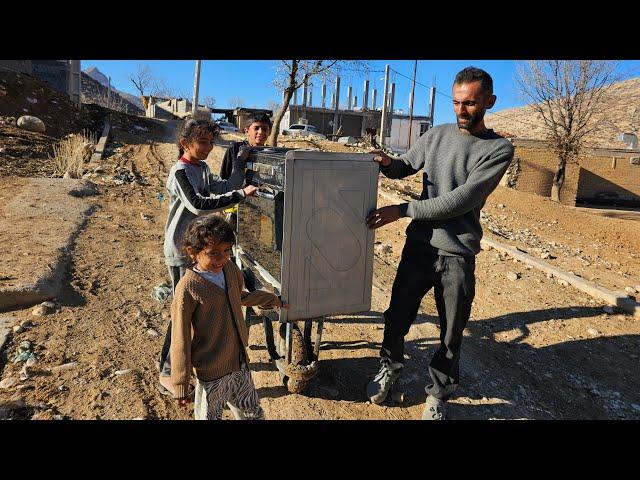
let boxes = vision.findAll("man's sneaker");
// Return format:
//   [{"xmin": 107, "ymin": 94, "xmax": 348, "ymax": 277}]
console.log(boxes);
[
  {"xmin": 366, "ymin": 356, "xmax": 403, "ymax": 404},
  {"xmin": 421, "ymin": 395, "xmax": 447, "ymax": 420}
]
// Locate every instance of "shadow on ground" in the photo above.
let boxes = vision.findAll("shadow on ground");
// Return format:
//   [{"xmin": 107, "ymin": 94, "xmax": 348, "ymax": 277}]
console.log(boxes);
[{"xmin": 251, "ymin": 306, "xmax": 640, "ymax": 419}]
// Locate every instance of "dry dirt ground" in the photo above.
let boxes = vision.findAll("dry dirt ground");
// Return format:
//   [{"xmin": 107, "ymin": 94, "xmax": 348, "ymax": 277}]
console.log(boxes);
[{"xmin": 1, "ymin": 122, "xmax": 639, "ymax": 420}]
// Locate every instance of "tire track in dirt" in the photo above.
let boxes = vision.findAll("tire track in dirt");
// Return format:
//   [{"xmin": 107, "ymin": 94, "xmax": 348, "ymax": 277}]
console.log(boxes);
[{"xmin": 0, "ymin": 122, "xmax": 191, "ymax": 419}]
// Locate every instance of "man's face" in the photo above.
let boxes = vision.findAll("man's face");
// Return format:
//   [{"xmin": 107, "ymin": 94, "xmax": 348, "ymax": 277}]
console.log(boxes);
[
  {"xmin": 452, "ymin": 81, "xmax": 496, "ymax": 133},
  {"xmin": 245, "ymin": 121, "xmax": 271, "ymax": 146}
]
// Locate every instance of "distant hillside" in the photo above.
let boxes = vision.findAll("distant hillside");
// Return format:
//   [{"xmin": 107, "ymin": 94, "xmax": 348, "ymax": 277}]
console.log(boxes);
[
  {"xmin": 486, "ymin": 77, "xmax": 640, "ymax": 150},
  {"xmin": 83, "ymin": 67, "xmax": 144, "ymax": 111},
  {"xmin": 118, "ymin": 91, "xmax": 144, "ymax": 110},
  {"xmin": 81, "ymin": 72, "xmax": 144, "ymax": 115},
  {"xmin": 85, "ymin": 66, "xmax": 109, "ymax": 87},
  {"xmin": 0, "ymin": 70, "xmax": 100, "ymax": 138}
]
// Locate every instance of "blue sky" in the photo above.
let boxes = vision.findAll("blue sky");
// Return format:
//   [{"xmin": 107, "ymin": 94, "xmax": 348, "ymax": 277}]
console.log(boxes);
[{"xmin": 83, "ymin": 60, "xmax": 640, "ymax": 125}]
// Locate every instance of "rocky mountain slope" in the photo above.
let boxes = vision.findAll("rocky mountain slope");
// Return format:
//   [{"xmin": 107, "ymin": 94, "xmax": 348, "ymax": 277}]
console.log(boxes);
[{"xmin": 486, "ymin": 77, "xmax": 640, "ymax": 150}]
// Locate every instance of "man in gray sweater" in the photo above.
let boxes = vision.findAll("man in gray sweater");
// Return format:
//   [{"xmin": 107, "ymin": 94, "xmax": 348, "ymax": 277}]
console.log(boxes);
[{"xmin": 366, "ymin": 67, "xmax": 514, "ymax": 420}]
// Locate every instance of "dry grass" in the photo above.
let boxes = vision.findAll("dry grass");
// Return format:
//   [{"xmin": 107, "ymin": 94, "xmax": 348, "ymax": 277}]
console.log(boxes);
[{"xmin": 50, "ymin": 130, "xmax": 97, "ymax": 178}]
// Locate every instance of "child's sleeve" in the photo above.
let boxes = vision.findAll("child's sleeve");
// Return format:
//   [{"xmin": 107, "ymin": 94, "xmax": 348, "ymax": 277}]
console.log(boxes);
[
  {"xmin": 208, "ymin": 150, "xmax": 247, "ymax": 194},
  {"xmin": 240, "ymin": 289, "xmax": 280, "ymax": 310},
  {"xmin": 208, "ymin": 167, "xmax": 245, "ymax": 194},
  {"xmin": 169, "ymin": 283, "xmax": 197, "ymax": 399},
  {"xmin": 174, "ymin": 169, "xmax": 244, "ymax": 215},
  {"xmin": 218, "ymin": 144, "xmax": 237, "ymax": 180},
  {"xmin": 235, "ymin": 267, "xmax": 280, "ymax": 309}
]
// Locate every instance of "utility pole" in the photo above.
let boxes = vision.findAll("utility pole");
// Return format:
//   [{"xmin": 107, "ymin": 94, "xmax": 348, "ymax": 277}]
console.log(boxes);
[
  {"xmin": 363, "ymin": 80, "xmax": 369, "ymax": 111},
  {"xmin": 379, "ymin": 64, "xmax": 390, "ymax": 148},
  {"xmin": 407, "ymin": 60, "xmax": 418, "ymax": 150},
  {"xmin": 69, "ymin": 60, "xmax": 81, "ymax": 109},
  {"xmin": 321, "ymin": 82, "xmax": 326, "ymax": 108},
  {"xmin": 106, "ymin": 76, "xmax": 111, "ymax": 109},
  {"xmin": 302, "ymin": 79, "xmax": 308, "ymax": 107},
  {"xmin": 333, "ymin": 76, "xmax": 341, "ymax": 135},
  {"xmin": 302, "ymin": 79, "xmax": 308, "ymax": 119},
  {"xmin": 192, "ymin": 60, "xmax": 201, "ymax": 116},
  {"xmin": 428, "ymin": 86, "xmax": 436, "ymax": 129}
]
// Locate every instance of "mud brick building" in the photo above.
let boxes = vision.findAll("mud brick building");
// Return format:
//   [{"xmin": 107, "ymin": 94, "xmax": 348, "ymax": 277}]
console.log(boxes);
[{"xmin": 502, "ymin": 139, "xmax": 640, "ymax": 207}]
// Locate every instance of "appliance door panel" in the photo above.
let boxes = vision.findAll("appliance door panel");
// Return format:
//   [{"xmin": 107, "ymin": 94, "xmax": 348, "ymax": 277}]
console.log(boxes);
[{"xmin": 281, "ymin": 155, "xmax": 377, "ymax": 320}]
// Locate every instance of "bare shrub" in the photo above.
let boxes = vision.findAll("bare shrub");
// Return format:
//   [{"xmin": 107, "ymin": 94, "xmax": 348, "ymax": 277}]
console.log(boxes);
[{"xmin": 50, "ymin": 130, "xmax": 97, "ymax": 178}]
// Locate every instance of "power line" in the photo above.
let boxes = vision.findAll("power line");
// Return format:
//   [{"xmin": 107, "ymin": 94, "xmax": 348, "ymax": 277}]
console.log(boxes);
[
  {"xmin": 435, "ymin": 88, "xmax": 545, "ymax": 132},
  {"xmin": 389, "ymin": 67, "xmax": 433, "ymax": 91},
  {"xmin": 391, "ymin": 65, "xmax": 544, "ymax": 132}
]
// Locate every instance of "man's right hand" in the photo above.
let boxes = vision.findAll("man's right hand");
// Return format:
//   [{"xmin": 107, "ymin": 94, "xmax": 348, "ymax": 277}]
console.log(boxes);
[
  {"xmin": 243, "ymin": 185, "xmax": 258, "ymax": 197},
  {"xmin": 371, "ymin": 149, "xmax": 392, "ymax": 167}
]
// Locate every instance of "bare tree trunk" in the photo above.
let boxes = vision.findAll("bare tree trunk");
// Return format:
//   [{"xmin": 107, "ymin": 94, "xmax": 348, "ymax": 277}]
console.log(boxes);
[
  {"xmin": 551, "ymin": 156, "xmax": 566, "ymax": 203},
  {"xmin": 269, "ymin": 88, "xmax": 294, "ymax": 147}
]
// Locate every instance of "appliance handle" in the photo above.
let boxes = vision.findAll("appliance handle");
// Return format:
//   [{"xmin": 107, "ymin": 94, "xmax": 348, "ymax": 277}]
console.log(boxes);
[{"xmin": 255, "ymin": 189, "xmax": 276, "ymax": 200}]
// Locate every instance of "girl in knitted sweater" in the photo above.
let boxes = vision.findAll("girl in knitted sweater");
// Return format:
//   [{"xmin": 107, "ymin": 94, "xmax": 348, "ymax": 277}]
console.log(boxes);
[{"xmin": 170, "ymin": 214, "xmax": 288, "ymax": 420}]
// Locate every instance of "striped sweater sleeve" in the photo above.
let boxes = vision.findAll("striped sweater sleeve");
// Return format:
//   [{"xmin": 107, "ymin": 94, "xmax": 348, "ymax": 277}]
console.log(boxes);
[
  {"xmin": 174, "ymin": 169, "xmax": 245, "ymax": 215},
  {"xmin": 208, "ymin": 150, "xmax": 247, "ymax": 194}
]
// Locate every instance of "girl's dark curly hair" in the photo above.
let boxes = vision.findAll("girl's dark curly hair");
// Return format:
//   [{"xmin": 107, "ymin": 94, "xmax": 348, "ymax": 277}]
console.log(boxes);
[
  {"xmin": 181, "ymin": 214, "xmax": 235, "ymax": 258},
  {"xmin": 177, "ymin": 118, "xmax": 220, "ymax": 159}
]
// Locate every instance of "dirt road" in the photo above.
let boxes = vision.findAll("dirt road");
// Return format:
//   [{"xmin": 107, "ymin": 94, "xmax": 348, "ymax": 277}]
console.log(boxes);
[{"xmin": 1, "ymin": 122, "xmax": 639, "ymax": 420}]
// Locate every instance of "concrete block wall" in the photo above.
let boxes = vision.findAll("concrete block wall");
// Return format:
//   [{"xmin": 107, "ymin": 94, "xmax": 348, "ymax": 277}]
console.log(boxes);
[
  {"xmin": 0, "ymin": 60, "xmax": 33, "ymax": 75},
  {"xmin": 509, "ymin": 139, "xmax": 640, "ymax": 206},
  {"xmin": 577, "ymin": 154, "xmax": 640, "ymax": 206},
  {"xmin": 31, "ymin": 60, "xmax": 69, "ymax": 95},
  {"xmin": 510, "ymin": 144, "xmax": 579, "ymax": 205}
]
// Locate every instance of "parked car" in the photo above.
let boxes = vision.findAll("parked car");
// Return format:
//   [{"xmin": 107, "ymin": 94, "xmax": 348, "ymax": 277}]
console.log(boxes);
[
  {"xmin": 216, "ymin": 121, "xmax": 238, "ymax": 133},
  {"xmin": 283, "ymin": 124, "xmax": 326, "ymax": 139}
]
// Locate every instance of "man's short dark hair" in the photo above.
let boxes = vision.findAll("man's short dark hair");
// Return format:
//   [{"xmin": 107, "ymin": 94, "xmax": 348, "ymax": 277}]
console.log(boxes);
[
  {"xmin": 245, "ymin": 112, "xmax": 272, "ymax": 128},
  {"xmin": 454, "ymin": 67, "xmax": 494, "ymax": 96}
]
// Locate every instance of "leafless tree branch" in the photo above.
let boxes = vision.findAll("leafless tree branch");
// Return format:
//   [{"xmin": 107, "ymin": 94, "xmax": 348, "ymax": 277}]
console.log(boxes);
[{"xmin": 516, "ymin": 60, "xmax": 621, "ymax": 202}]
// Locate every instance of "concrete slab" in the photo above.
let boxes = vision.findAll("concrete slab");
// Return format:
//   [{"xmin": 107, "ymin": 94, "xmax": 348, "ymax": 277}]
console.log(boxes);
[
  {"xmin": 337, "ymin": 136, "xmax": 358, "ymax": 145},
  {"xmin": 480, "ymin": 237, "xmax": 640, "ymax": 318},
  {"xmin": 89, "ymin": 121, "xmax": 110, "ymax": 164},
  {"xmin": 0, "ymin": 316, "xmax": 15, "ymax": 352},
  {"xmin": 0, "ymin": 177, "xmax": 97, "ymax": 311}
]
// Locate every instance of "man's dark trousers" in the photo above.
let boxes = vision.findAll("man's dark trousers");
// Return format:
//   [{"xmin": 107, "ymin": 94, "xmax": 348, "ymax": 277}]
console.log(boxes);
[{"xmin": 381, "ymin": 238, "xmax": 476, "ymax": 401}]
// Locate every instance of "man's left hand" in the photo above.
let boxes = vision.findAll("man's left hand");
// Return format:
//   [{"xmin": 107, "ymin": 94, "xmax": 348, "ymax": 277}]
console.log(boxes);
[{"xmin": 366, "ymin": 205, "xmax": 402, "ymax": 229}]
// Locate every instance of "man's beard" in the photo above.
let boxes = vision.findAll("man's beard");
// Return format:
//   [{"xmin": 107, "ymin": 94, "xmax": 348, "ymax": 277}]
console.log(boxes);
[{"xmin": 456, "ymin": 111, "xmax": 484, "ymax": 130}]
